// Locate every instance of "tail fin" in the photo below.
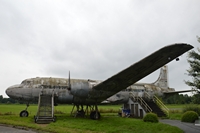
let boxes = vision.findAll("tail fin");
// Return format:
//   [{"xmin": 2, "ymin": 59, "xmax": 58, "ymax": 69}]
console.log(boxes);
[{"xmin": 153, "ymin": 65, "xmax": 168, "ymax": 89}]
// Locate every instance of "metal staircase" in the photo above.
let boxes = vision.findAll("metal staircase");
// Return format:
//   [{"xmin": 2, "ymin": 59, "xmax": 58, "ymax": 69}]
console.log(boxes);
[
  {"xmin": 128, "ymin": 92, "xmax": 169, "ymax": 118},
  {"xmin": 144, "ymin": 99, "xmax": 166, "ymax": 117},
  {"xmin": 142, "ymin": 92, "xmax": 169, "ymax": 117},
  {"xmin": 34, "ymin": 90, "xmax": 56, "ymax": 124},
  {"xmin": 152, "ymin": 95, "xmax": 169, "ymax": 117}
]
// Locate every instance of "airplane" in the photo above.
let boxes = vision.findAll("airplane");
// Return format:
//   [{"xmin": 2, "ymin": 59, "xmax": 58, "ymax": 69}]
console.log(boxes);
[
  {"xmin": 104, "ymin": 65, "xmax": 193, "ymax": 104},
  {"xmin": 5, "ymin": 43, "xmax": 193, "ymax": 120}
]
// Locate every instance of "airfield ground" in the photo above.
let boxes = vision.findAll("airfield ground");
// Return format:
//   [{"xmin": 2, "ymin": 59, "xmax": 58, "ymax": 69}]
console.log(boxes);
[{"xmin": 0, "ymin": 104, "xmax": 198, "ymax": 133}]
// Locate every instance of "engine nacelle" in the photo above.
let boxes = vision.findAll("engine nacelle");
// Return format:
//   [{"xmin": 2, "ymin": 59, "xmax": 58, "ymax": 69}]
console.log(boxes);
[{"xmin": 70, "ymin": 80, "xmax": 91, "ymax": 98}]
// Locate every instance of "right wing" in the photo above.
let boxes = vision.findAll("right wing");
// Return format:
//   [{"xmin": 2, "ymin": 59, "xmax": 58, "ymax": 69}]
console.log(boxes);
[{"xmin": 89, "ymin": 43, "xmax": 193, "ymax": 101}]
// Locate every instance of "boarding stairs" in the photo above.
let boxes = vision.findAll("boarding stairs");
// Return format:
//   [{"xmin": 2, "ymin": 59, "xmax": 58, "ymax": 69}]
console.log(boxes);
[
  {"xmin": 34, "ymin": 90, "xmax": 56, "ymax": 124},
  {"xmin": 144, "ymin": 98, "xmax": 167, "ymax": 117},
  {"xmin": 129, "ymin": 92, "xmax": 169, "ymax": 117}
]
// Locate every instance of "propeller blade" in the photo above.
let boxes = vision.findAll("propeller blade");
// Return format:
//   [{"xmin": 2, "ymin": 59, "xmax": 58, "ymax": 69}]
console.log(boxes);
[{"xmin": 68, "ymin": 71, "xmax": 71, "ymax": 90}]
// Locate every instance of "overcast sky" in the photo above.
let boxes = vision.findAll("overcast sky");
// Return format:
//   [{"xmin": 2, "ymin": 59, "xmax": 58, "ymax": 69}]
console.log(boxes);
[{"xmin": 0, "ymin": 0, "xmax": 200, "ymax": 97}]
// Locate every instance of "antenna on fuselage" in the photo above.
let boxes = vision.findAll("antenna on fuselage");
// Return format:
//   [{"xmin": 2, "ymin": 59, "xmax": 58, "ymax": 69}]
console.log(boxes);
[{"xmin": 68, "ymin": 71, "xmax": 71, "ymax": 90}]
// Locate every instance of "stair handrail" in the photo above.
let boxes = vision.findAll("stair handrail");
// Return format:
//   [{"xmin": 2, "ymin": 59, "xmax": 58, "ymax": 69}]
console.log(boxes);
[
  {"xmin": 36, "ymin": 87, "xmax": 46, "ymax": 117},
  {"xmin": 36, "ymin": 92, "xmax": 41, "ymax": 116},
  {"xmin": 129, "ymin": 92, "xmax": 136, "ymax": 101},
  {"xmin": 153, "ymin": 95, "xmax": 169, "ymax": 117},
  {"xmin": 129, "ymin": 92, "xmax": 152, "ymax": 113},
  {"xmin": 144, "ymin": 92, "xmax": 152, "ymax": 100},
  {"xmin": 51, "ymin": 90, "xmax": 55, "ymax": 118},
  {"xmin": 137, "ymin": 96, "xmax": 153, "ymax": 113}
]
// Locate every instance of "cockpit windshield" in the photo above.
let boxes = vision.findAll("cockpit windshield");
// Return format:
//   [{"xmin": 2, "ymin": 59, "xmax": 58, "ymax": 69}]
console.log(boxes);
[
  {"xmin": 21, "ymin": 79, "xmax": 32, "ymax": 86},
  {"xmin": 21, "ymin": 80, "xmax": 26, "ymax": 85}
]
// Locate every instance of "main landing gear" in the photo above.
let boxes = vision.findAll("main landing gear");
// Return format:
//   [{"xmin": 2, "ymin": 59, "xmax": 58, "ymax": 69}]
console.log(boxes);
[
  {"xmin": 90, "ymin": 104, "xmax": 101, "ymax": 120},
  {"xmin": 19, "ymin": 103, "xmax": 29, "ymax": 117},
  {"xmin": 71, "ymin": 104, "xmax": 101, "ymax": 120}
]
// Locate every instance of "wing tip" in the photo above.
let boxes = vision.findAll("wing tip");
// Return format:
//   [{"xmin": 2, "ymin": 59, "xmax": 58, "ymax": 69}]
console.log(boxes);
[{"xmin": 173, "ymin": 43, "xmax": 194, "ymax": 49}]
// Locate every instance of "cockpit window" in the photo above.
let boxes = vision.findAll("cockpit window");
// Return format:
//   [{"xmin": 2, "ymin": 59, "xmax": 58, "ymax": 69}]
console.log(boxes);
[
  {"xmin": 21, "ymin": 80, "xmax": 26, "ymax": 85},
  {"xmin": 26, "ymin": 81, "xmax": 31, "ymax": 85},
  {"xmin": 21, "ymin": 80, "xmax": 32, "ymax": 86}
]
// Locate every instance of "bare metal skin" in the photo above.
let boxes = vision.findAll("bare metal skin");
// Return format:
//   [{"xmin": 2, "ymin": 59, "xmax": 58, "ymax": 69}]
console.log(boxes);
[{"xmin": 5, "ymin": 43, "xmax": 193, "ymax": 120}]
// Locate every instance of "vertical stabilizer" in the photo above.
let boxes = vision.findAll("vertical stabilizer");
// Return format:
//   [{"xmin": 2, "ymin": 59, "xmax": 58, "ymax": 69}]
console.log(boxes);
[{"xmin": 153, "ymin": 65, "xmax": 168, "ymax": 89}]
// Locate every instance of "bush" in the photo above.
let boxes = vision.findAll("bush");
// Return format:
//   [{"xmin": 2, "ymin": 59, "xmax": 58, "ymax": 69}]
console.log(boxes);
[
  {"xmin": 181, "ymin": 111, "xmax": 199, "ymax": 123},
  {"xmin": 183, "ymin": 104, "xmax": 200, "ymax": 115},
  {"xmin": 143, "ymin": 113, "xmax": 159, "ymax": 123}
]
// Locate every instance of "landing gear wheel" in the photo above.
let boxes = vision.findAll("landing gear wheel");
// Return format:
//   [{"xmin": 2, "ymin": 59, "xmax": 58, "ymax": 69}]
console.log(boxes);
[
  {"xmin": 20, "ymin": 110, "xmax": 29, "ymax": 117},
  {"xmin": 76, "ymin": 110, "xmax": 85, "ymax": 117},
  {"xmin": 90, "ymin": 111, "xmax": 101, "ymax": 120},
  {"xmin": 34, "ymin": 116, "xmax": 37, "ymax": 123}
]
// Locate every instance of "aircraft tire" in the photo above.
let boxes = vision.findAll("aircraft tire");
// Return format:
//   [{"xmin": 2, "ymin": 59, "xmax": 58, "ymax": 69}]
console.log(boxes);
[
  {"xmin": 34, "ymin": 115, "xmax": 37, "ymax": 123},
  {"xmin": 90, "ymin": 111, "xmax": 95, "ymax": 119},
  {"xmin": 90, "ymin": 111, "xmax": 100, "ymax": 120},
  {"xmin": 20, "ymin": 110, "xmax": 29, "ymax": 117}
]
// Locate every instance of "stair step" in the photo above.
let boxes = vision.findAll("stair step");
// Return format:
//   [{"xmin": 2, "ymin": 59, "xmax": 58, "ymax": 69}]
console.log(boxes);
[
  {"xmin": 35, "ymin": 118, "xmax": 56, "ymax": 124},
  {"xmin": 35, "ymin": 92, "xmax": 55, "ymax": 123}
]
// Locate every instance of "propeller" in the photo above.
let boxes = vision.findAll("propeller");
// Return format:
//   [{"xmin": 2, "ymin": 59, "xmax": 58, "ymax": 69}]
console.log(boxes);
[{"xmin": 68, "ymin": 71, "xmax": 71, "ymax": 90}]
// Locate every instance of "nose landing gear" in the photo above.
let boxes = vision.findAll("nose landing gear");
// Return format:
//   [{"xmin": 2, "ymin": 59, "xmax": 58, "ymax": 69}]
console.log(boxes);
[{"xmin": 19, "ymin": 103, "xmax": 29, "ymax": 117}]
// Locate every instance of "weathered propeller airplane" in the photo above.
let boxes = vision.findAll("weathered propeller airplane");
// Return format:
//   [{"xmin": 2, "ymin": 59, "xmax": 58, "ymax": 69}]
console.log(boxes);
[{"xmin": 6, "ymin": 43, "xmax": 193, "ymax": 120}]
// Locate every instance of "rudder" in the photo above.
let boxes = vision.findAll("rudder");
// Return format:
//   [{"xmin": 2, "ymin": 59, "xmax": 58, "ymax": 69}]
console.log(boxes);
[{"xmin": 153, "ymin": 65, "xmax": 168, "ymax": 89}]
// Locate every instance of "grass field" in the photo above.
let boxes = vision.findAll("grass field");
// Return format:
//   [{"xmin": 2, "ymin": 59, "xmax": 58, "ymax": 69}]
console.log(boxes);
[
  {"xmin": 0, "ymin": 104, "xmax": 185, "ymax": 133},
  {"xmin": 167, "ymin": 104, "xmax": 186, "ymax": 120}
]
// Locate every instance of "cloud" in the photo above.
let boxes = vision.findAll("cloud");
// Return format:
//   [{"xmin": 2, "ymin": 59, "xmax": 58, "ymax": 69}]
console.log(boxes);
[{"xmin": 0, "ymin": 0, "xmax": 200, "ymax": 97}]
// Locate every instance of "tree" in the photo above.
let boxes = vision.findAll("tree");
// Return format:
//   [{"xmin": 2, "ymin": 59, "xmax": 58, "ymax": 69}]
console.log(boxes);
[
  {"xmin": 0, "ymin": 95, "xmax": 3, "ymax": 102},
  {"xmin": 191, "ymin": 94, "xmax": 200, "ymax": 104},
  {"xmin": 163, "ymin": 94, "xmax": 192, "ymax": 104},
  {"xmin": 185, "ymin": 36, "xmax": 200, "ymax": 93}
]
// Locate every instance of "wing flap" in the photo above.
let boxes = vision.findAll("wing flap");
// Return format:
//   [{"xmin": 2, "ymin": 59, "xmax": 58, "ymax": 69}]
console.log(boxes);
[{"xmin": 89, "ymin": 43, "xmax": 193, "ymax": 100}]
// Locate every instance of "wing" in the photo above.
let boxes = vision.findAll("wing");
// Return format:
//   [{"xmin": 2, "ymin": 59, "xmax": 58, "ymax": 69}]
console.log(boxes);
[
  {"xmin": 88, "ymin": 43, "xmax": 193, "ymax": 101},
  {"xmin": 163, "ymin": 90, "xmax": 193, "ymax": 97}
]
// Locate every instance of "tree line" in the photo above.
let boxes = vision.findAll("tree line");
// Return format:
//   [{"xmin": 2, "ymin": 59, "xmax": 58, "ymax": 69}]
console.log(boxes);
[
  {"xmin": 0, "ymin": 95, "xmax": 19, "ymax": 104},
  {"xmin": 162, "ymin": 93, "xmax": 200, "ymax": 104}
]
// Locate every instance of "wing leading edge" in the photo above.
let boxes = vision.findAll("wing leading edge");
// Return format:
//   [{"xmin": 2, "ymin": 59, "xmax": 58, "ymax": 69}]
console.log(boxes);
[
  {"xmin": 163, "ymin": 90, "xmax": 194, "ymax": 97},
  {"xmin": 89, "ymin": 43, "xmax": 193, "ymax": 100}
]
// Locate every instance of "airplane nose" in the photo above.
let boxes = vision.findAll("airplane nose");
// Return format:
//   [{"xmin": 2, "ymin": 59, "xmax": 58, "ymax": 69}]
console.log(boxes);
[
  {"xmin": 5, "ymin": 85, "xmax": 19, "ymax": 98},
  {"xmin": 6, "ymin": 87, "xmax": 13, "ymax": 97}
]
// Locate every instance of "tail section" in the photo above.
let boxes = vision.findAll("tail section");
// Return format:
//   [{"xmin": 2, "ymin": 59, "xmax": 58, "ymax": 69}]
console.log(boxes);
[{"xmin": 153, "ymin": 65, "xmax": 168, "ymax": 89}]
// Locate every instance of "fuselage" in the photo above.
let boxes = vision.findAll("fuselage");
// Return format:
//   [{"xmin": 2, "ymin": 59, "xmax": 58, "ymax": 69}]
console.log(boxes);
[
  {"xmin": 6, "ymin": 77, "xmax": 175, "ymax": 105},
  {"xmin": 6, "ymin": 77, "xmax": 102, "ymax": 104}
]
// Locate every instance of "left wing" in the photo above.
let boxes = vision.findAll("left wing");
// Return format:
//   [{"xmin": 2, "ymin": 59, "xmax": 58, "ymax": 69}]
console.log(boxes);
[
  {"xmin": 163, "ymin": 90, "xmax": 193, "ymax": 97},
  {"xmin": 89, "ymin": 43, "xmax": 193, "ymax": 100}
]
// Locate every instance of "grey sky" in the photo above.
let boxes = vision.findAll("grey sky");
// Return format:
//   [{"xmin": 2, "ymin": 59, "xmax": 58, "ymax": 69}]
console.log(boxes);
[{"xmin": 0, "ymin": 0, "xmax": 200, "ymax": 97}]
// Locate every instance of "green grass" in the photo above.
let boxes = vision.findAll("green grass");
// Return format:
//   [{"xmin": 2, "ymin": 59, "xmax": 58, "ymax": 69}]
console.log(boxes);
[
  {"xmin": 0, "ymin": 104, "xmax": 183, "ymax": 133},
  {"xmin": 166, "ymin": 104, "xmax": 184, "ymax": 120},
  {"xmin": 166, "ymin": 104, "xmax": 186, "ymax": 111},
  {"xmin": 166, "ymin": 104, "xmax": 200, "ymax": 120}
]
